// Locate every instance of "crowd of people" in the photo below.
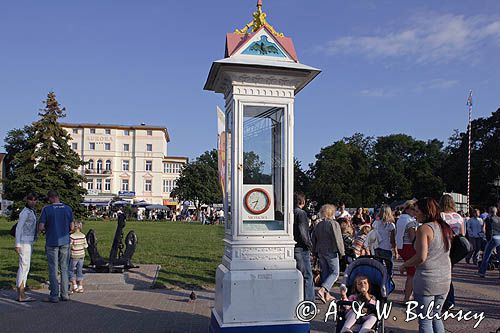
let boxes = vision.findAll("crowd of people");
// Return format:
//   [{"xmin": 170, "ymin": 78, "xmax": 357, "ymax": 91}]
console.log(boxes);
[
  {"xmin": 11, "ymin": 188, "xmax": 500, "ymax": 331},
  {"xmin": 293, "ymin": 192, "xmax": 500, "ymax": 333}
]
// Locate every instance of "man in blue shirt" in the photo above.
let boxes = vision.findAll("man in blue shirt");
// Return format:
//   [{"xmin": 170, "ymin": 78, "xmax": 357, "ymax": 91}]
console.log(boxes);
[{"xmin": 39, "ymin": 190, "xmax": 74, "ymax": 302}]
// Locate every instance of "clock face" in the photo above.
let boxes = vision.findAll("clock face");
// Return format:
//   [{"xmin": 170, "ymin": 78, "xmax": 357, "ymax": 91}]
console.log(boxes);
[{"xmin": 244, "ymin": 188, "xmax": 271, "ymax": 215}]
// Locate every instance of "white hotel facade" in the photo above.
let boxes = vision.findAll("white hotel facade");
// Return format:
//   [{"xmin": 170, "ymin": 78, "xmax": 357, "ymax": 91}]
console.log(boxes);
[{"xmin": 61, "ymin": 123, "xmax": 187, "ymax": 207}]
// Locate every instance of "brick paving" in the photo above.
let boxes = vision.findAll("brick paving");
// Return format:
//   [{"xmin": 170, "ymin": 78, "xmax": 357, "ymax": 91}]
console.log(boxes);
[{"xmin": 0, "ymin": 261, "xmax": 498, "ymax": 333}]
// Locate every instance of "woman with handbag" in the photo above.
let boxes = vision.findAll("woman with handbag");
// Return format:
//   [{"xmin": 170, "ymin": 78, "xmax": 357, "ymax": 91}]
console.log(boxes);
[
  {"xmin": 400, "ymin": 198, "xmax": 453, "ymax": 333},
  {"xmin": 14, "ymin": 193, "xmax": 38, "ymax": 302}
]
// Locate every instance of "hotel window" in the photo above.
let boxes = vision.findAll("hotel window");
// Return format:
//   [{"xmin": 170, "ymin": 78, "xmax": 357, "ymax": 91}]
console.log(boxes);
[
  {"xmin": 121, "ymin": 179, "xmax": 129, "ymax": 191},
  {"xmin": 162, "ymin": 179, "xmax": 177, "ymax": 193},
  {"xmin": 105, "ymin": 143, "xmax": 111, "ymax": 151},
  {"xmin": 173, "ymin": 163, "xmax": 181, "ymax": 174},
  {"xmin": 88, "ymin": 159, "xmax": 94, "ymax": 170},
  {"xmin": 87, "ymin": 179, "xmax": 94, "ymax": 190},
  {"xmin": 122, "ymin": 160, "xmax": 130, "ymax": 171},
  {"xmin": 97, "ymin": 160, "xmax": 103, "ymax": 172},
  {"xmin": 124, "ymin": 130, "xmax": 130, "ymax": 136},
  {"xmin": 164, "ymin": 163, "xmax": 172, "ymax": 173},
  {"xmin": 90, "ymin": 128, "xmax": 96, "ymax": 134},
  {"xmin": 104, "ymin": 179, "xmax": 111, "ymax": 191},
  {"xmin": 145, "ymin": 160, "xmax": 153, "ymax": 171},
  {"xmin": 72, "ymin": 128, "xmax": 78, "ymax": 134},
  {"xmin": 123, "ymin": 144, "xmax": 129, "ymax": 152},
  {"xmin": 145, "ymin": 180, "xmax": 152, "ymax": 192},
  {"xmin": 147, "ymin": 130, "xmax": 153, "ymax": 136},
  {"xmin": 105, "ymin": 160, "xmax": 111, "ymax": 171},
  {"xmin": 146, "ymin": 144, "xmax": 152, "ymax": 152},
  {"xmin": 105, "ymin": 129, "xmax": 111, "ymax": 135},
  {"xmin": 96, "ymin": 178, "xmax": 102, "ymax": 191},
  {"xmin": 72, "ymin": 143, "xmax": 78, "ymax": 150},
  {"xmin": 89, "ymin": 142, "xmax": 95, "ymax": 150}
]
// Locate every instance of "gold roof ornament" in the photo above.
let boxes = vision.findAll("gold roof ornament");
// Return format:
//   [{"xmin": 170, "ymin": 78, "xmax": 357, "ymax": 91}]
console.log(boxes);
[{"xmin": 235, "ymin": 0, "xmax": 284, "ymax": 38}]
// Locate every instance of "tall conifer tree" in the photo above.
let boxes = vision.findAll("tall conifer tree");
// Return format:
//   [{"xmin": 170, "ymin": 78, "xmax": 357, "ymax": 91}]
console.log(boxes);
[{"xmin": 4, "ymin": 92, "xmax": 86, "ymax": 217}]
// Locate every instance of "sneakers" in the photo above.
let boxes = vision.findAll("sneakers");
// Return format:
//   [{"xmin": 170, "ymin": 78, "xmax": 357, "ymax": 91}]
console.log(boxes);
[{"xmin": 77, "ymin": 286, "xmax": 84, "ymax": 293}]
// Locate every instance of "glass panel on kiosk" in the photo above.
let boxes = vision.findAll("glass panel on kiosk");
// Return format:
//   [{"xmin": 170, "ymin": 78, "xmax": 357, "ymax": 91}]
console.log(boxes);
[
  {"xmin": 225, "ymin": 109, "xmax": 232, "ymax": 233},
  {"xmin": 242, "ymin": 105, "xmax": 285, "ymax": 232}
]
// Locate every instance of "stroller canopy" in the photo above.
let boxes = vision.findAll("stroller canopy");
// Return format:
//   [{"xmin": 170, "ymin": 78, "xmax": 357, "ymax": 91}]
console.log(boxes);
[{"xmin": 343, "ymin": 256, "xmax": 395, "ymax": 299}]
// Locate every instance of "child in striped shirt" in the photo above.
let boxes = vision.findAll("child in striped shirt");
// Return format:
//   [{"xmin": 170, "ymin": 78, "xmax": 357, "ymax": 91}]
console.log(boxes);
[{"xmin": 69, "ymin": 221, "xmax": 88, "ymax": 293}]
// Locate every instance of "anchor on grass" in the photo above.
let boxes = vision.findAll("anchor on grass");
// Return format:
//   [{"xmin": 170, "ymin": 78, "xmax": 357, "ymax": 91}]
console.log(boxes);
[{"xmin": 86, "ymin": 213, "xmax": 138, "ymax": 273}]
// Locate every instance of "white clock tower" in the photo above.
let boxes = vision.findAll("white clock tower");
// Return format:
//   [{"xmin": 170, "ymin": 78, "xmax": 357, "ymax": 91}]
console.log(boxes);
[{"xmin": 204, "ymin": 2, "xmax": 320, "ymax": 332}]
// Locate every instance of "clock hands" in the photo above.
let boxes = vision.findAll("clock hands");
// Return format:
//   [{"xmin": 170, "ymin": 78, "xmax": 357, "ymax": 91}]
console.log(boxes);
[{"xmin": 252, "ymin": 199, "xmax": 259, "ymax": 209}]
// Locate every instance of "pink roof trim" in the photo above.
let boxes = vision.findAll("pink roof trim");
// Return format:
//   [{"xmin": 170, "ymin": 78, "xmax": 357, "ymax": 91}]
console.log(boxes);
[{"xmin": 225, "ymin": 25, "xmax": 298, "ymax": 62}]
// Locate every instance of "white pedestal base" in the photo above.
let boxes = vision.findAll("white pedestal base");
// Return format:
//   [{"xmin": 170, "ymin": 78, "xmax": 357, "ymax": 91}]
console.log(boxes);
[{"xmin": 209, "ymin": 264, "xmax": 310, "ymax": 332}]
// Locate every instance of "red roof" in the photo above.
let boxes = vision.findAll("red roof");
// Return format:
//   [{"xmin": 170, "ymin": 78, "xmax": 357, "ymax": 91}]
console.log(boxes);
[{"xmin": 225, "ymin": 25, "xmax": 298, "ymax": 62}]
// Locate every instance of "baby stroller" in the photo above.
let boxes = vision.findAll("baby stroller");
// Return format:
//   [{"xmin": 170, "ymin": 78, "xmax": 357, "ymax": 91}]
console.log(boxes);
[
  {"xmin": 478, "ymin": 247, "xmax": 499, "ymax": 270},
  {"xmin": 335, "ymin": 256, "xmax": 395, "ymax": 333}
]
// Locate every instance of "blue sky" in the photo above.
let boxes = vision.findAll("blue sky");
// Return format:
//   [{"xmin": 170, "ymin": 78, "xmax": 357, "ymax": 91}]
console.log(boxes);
[{"xmin": 1, "ymin": 0, "xmax": 499, "ymax": 166}]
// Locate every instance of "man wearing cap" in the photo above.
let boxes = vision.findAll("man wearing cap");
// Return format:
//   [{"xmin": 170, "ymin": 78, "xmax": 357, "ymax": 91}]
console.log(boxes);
[{"xmin": 39, "ymin": 191, "xmax": 74, "ymax": 302}]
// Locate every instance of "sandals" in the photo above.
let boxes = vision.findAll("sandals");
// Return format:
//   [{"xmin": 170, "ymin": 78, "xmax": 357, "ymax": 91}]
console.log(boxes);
[
  {"xmin": 316, "ymin": 290, "xmax": 327, "ymax": 304},
  {"xmin": 17, "ymin": 296, "xmax": 35, "ymax": 302}
]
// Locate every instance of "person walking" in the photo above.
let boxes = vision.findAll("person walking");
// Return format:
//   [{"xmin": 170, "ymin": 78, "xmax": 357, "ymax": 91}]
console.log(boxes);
[
  {"xmin": 38, "ymin": 191, "xmax": 74, "ymax": 303},
  {"xmin": 479, "ymin": 206, "xmax": 500, "ymax": 278},
  {"xmin": 399, "ymin": 198, "xmax": 453, "ymax": 333},
  {"xmin": 293, "ymin": 192, "xmax": 314, "ymax": 302},
  {"xmin": 372, "ymin": 205, "xmax": 396, "ymax": 275},
  {"xmin": 465, "ymin": 208, "xmax": 484, "ymax": 266},
  {"xmin": 439, "ymin": 194, "xmax": 465, "ymax": 311},
  {"xmin": 395, "ymin": 200, "xmax": 417, "ymax": 302},
  {"xmin": 311, "ymin": 204, "xmax": 345, "ymax": 303},
  {"xmin": 14, "ymin": 193, "xmax": 38, "ymax": 302}
]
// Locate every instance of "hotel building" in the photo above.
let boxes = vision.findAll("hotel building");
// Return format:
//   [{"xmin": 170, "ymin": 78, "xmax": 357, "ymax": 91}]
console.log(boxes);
[{"xmin": 61, "ymin": 123, "xmax": 188, "ymax": 207}]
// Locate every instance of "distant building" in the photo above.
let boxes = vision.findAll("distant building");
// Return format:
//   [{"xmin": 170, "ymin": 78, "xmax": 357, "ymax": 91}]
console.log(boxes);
[
  {"xmin": 61, "ymin": 123, "xmax": 188, "ymax": 208},
  {"xmin": 443, "ymin": 192, "xmax": 469, "ymax": 213}
]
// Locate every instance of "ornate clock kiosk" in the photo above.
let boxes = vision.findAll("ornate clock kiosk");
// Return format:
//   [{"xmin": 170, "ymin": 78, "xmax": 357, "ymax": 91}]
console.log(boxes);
[{"xmin": 204, "ymin": 2, "xmax": 320, "ymax": 332}]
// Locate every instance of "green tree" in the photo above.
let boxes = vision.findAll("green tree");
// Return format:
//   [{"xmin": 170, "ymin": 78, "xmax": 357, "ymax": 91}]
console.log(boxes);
[
  {"xmin": 309, "ymin": 138, "xmax": 372, "ymax": 207},
  {"xmin": 294, "ymin": 158, "xmax": 310, "ymax": 195},
  {"xmin": 441, "ymin": 109, "xmax": 500, "ymax": 206},
  {"xmin": 4, "ymin": 92, "xmax": 86, "ymax": 218},
  {"xmin": 171, "ymin": 149, "xmax": 222, "ymax": 213},
  {"xmin": 371, "ymin": 134, "xmax": 445, "ymax": 203}
]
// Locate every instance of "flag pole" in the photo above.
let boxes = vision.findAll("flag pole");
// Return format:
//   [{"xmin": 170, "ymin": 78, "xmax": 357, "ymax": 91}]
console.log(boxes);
[{"xmin": 466, "ymin": 90, "xmax": 473, "ymax": 215}]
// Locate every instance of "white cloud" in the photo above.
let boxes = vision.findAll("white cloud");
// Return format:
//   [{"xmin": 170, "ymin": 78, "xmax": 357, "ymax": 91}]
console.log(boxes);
[
  {"xmin": 317, "ymin": 13, "xmax": 500, "ymax": 63},
  {"xmin": 359, "ymin": 88, "xmax": 394, "ymax": 97},
  {"xmin": 418, "ymin": 78, "xmax": 459, "ymax": 90}
]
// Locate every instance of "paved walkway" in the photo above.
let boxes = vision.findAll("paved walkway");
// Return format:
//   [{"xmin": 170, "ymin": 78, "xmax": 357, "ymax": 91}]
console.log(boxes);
[{"xmin": 0, "ymin": 262, "xmax": 498, "ymax": 332}]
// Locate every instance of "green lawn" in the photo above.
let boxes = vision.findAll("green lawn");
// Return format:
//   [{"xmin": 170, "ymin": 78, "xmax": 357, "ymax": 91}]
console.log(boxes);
[{"xmin": 0, "ymin": 218, "xmax": 225, "ymax": 290}]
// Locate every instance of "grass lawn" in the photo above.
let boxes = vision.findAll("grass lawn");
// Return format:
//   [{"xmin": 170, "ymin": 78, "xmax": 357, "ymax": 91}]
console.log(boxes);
[{"xmin": 0, "ymin": 218, "xmax": 225, "ymax": 290}]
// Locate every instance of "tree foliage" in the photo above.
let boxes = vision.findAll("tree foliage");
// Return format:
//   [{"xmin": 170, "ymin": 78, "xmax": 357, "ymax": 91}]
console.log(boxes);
[
  {"xmin": 4, "ymin": 92, "xmax": 86, "ymax": 218},
  {"xmin": 441, "ymin": 108, "xmax": 500, "ymax": 206},
  {"xmin": 170, "ymin": 149, "xmax": 222, "ymax": 211}
]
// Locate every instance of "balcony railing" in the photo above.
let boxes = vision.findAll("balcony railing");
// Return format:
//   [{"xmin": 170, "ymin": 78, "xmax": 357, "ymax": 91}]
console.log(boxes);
[{"xmin": 85, "ymin": 169, "xmax": 112, "ymax": 175}]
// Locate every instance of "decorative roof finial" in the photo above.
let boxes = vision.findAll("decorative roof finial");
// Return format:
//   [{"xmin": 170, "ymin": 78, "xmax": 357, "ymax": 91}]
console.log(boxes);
[{"xmin": 235, "ymin": 0, "xmax": 284, "ymax": 38}]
